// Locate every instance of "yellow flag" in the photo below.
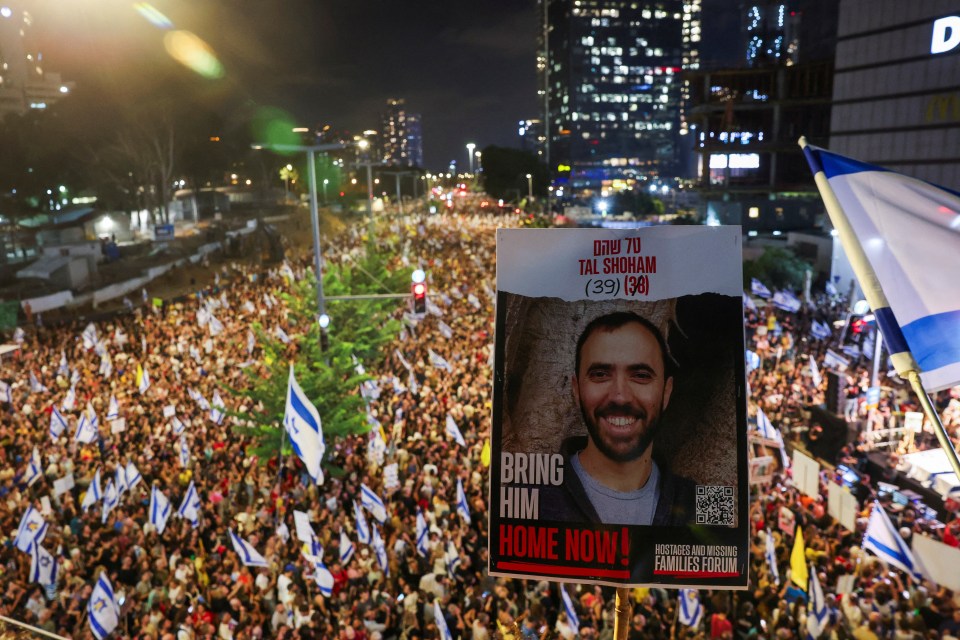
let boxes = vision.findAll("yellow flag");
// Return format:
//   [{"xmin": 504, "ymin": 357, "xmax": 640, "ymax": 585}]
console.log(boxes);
[
  {"xmin": 790, "ymin": 526, "xmax": 808, "ymax": 590},
  {"xmin": 480, "ymin": 440, "xmax": 491, "ymax": 468},
  {"xmin": 135, "ymin": 364, "xmax": 144, "ymax": 388}
]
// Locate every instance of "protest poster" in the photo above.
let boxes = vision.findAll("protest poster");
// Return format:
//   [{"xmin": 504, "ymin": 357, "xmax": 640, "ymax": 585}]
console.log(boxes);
[
  {"xmin": 53, "ymin": 473, "xmax": 75, "ymax": 497},
  {"xmin": 490, "ymin": 227, "xmax": 749, "ymax": 589}
]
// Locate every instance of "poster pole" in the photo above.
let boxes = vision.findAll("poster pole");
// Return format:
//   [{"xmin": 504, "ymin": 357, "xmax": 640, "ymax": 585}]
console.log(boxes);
[{"xmin": 614, "ymin": 587, "xmax": 632, "ymax": 640}]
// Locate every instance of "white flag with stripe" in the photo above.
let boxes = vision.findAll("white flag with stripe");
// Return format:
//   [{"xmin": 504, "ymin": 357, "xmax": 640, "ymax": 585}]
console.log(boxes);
[
  {"xmin": 24, "ymin": 447, "xmax": 42, "ymax": 487},
  {"xmin": 81, "ymin": 468, "xmax": 102, "ymax": 512},
  {"xmin": 864, "ymin": 501, "xmax": 926, "ymax": 580},
  {"xmin": 106, "ymin": 395, "xmax": 119, "ymax": 421},
  {"xmin": 283, "ymin": 365, "xmax": 325, "ymax": 485},
  {"xmin": 434, "ymin": 600, "xmax": 453, "ymax": 640},
  {"xmin": 62, "ymin": 386, "xmax": 76, "ymax": 412},
  {"xmin": 371, "ymin": 525, "xmax": 388, "ymax": 575},
  {"xmin": 88, "ymin": 573, "xmax": 120, "ymax": 640},
  {"xmin": 230, "ymin": 529, "xmax": 269, "ymax": 567},
  {"xmin": 29, "ymin": 542, "xmax": 58, "ymax": 586},
  {"xmin": 354, "ymin": 501, "xmax": 370, "ymax": 545},
  {"xmin": 150, "ymin": 486, "xmax": 172, "ymax": 534},
  {"xmin": 49, "ymin": 408, "xmax": 68, "ymax": 440},
  {"xmin": 339, "ymin": 528, "xmax": 355, "ymax": 564},
  {"xmin": 415, "ymin": 510, "xmax": 429, "ymax": 558},
  {"xmin": 456, "ymin": 478, "xmax": 471, "ymax": 525},
  {"xmin": 14, "ymin": 505, "xmax": 48, "ymax": 552},
  {"xmin": 360, "ymin": 483, "xmax": 387, "ymax": 523},
  {"xmin": 210, "ymin": 391, "xmax": 226, "ymax": 425},
  {"xmin": 125, "ymin": 462, "xmax": 142, "ymax": 489},
  {"xmin": 678, "ymin": 589, "xmax": 703, "ymax": 627},
  {"xmin": 445, "ymin": 414, "xmax": 466, "ymax": 447},
  {"xmin": 561, "ymin": 585, "xmax": 580, "ymax": 632},
  {"xmin": 807, "ymin": 562, "xmax": 828, "ymax": 640},
  {"xmin": 177, "ymin": 481, "xmax": 201, "ymax": 527}
]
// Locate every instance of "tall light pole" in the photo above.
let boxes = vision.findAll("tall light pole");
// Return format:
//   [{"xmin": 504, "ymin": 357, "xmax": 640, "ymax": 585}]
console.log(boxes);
[
  {"xmin": 466, "ymin": 142, "xmax": 476, "ymax": 174},
  {"xmin": 526, "ymin": 173, "xmax": 533, "ymax": 202},
  {"xmin": 251, "ymin": 142, "xmax": 344, "ymax": 322}
]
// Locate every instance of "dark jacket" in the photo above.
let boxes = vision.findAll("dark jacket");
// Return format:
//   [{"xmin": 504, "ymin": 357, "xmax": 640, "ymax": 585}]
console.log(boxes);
[{"xmin": 538, "ymin": 436, "xmax": 697, "ymax": 526}]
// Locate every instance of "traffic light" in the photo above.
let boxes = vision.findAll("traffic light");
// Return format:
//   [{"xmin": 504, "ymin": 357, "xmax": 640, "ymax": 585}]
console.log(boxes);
[{"xmin": 412, "ymin": 282, "xmax": 427, "ymax": 314}]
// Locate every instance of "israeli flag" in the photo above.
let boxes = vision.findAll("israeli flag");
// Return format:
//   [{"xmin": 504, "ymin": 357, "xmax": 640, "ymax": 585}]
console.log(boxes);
[
  {"xmin": 82, "ymin": 468, "xmax": 102, "ymax": 512},
  {"xmin": 415, "ymin": 510, "xmax": 430, "ymax": 558},
  {"xmin": 88, "ymin": 573, "xmax": 120, "ymax": 640},
  {"xmin": 746, "ymin": 349, "xmax": 761, "ymax": 373},
  {"xmin": 106, "ymin": 395, "xmax": 119, "ymax": 421},
  {"xmin": 210, "ymin": 391, "xmax": 226, "ymax": 425},
  {"xmin": 802, "ymin": 142, "xmax": 960, "ymax": 391},
  {"xmin": 354, "ymin": 501, "xmax": 370, "ymax": 545},
  {"xmin": 371, "ymin": 526, "xmax": 388, "ymax": 575},
  {"xmin": 230, "ymin": 529, "xmax": 269, "ymax": 567},
  {"xmin": 24, "ymin": 447, "xmax": 42, "ymax": 487},
  {"xmin": 75, "ymin": 411, "xmax": 98, "ymax": 444},
  {"xmin": 445, "ymin": 414, "xmax": 466, "ymax": 447},
  {"xmin": 751, "ymin": 278, "xmax": 772, "ymax": 299},
  {"xmin": 863, "ymin": 501, "xmax": 926, "ymax": 580},
  {"xmin": 115, "ymin": 465, "xmax": 129, "ymax": 496},
  {"xmin": 58, "ymin": 351, "xmax": 69, "ymax": 377},
  {"xmin": 99, "ymin": 355, "xmax": 112, "ymax": 380},
  {"xmin": 437, "ymin": 321, "xmax": 453, "ymax": 339},
  {"xmin": 456, "ymin": 479, "xmax": 471, "ymax": 525},
  {"xmin": 171, "ymin": 416, "xmax": 186, "ymax": 435},
  {"xmin": 314, "ymin": 559, "xmax": 334, "ymax": 597},
  {"xmin": 445, "ymin": 538, "xmax": 460, "ymax": 578},
  {"xmin": 29, "ymin": 371, "xmax": 46, "ymax": 394},
  {"xmin": 14, "ymin": 505, "xmax": 48, "ymax": 552},
  {"xmin": 467, "ymin": 293, "xmax": 481, "ymax": 310},
  {"xmin": 50, "ymin": 407, "xmax": 67, "ymax": 440},
  {"xmin": 209, "ymin": 315, "xmax": 224, "ymax": 337},
  {"xmin": 101, "ymin": 480, "xmax": 119, "ymax": 524},
  {"xmin": 339, "ymin": 528, "xmax": 355, "ymax": 565},
  {"xmin": 757, "ymin": 408, "xmax": 789, "ymax": 468},
  {"xmin": 560, "ymin": 585, "xmax": 580, "ymax": 631},
  {"xmin": 434, "ymin": 600, "xmax": 453, "ymax": 640},
  {"xmin": 678, "ymin": 589, "xmax": 703, "ymax": 627},
  {"xmin": 82, "ymin": 323, "xmax": 98, "ymax": 350},
  {"xmin": 29, "ymin": 542, "xmax": 58, "ymax": 586},
  {"xmin": 125, "ymin": 462, "xmax": 142, "ymax": 489},
  {"xmin": 394, "ymin": 349, "xmax": 413, "ymax": 371},
  {"xmin": 293, "ymin": 510, "xmax": 315, "ymax": 544},
  {"xmin": 13, "ymin": 327, "xmax": 24, "ymax": 343},
  {"xmin": 150, "ymin": 486, "xmax": 172, "ymax": 535},
  {"xmin": 743, "ymin": 293, "xmax": 757, "ymax": 312},
  {"xmin": 178, "ymin": 436, "xmax": 190, "ymax": 468},
  {"xmin": 811, "ymin": 320, "xmax": 832, "ymax": 341},
  {"xmin": 177, "ymin": 481, "xmax": 201, "ymax": 527},
  {"xmin": 360, "ymin": 483, "xmax": 387, "ymax": 523},
  {"xmin": 807, "ymin": 562, "xmax": 828, "ymax": 640},
  {"xmin": 772, "ymin": 290, "xmax": 802, "ymax": 313},
  {"xmin": 275, "ymin": 326, "xmax": 290, "ymax": 344},
  {"xmin": 283, "ymin": 366, "xmax": 325, "ymax": 485},
  {"xmin": 765, "ymin": 529, "xmax": 780, "ymax": 585},
  {"xmin": 428, "ymin": 349, "xmax": 453, "ymax": 372},
  {"xmin": 62, "ymin": 386, "xmax": 76, "ymax": 412}
]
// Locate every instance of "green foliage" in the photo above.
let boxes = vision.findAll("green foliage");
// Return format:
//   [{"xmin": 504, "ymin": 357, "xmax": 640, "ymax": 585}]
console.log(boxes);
[
  {"xmin": 743, "ymin": 247, "xmax": 812, "ymax": 291},
  {"xmin": 609, "ymin": 190, "xmax": 663, "ymax": 217},
  {"xmin": 479, "ymin": 146, "xmax": 547, "ymax": 202},
  {"xmin": 232, "ymin": 248, "xmax": 410, "ymax": 462}
]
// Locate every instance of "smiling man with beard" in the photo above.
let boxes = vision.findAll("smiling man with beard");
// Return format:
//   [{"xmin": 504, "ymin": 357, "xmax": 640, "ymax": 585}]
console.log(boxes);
[{"xmin": 539, "ymin": 311, "xmax": 696, "ymax": 526}]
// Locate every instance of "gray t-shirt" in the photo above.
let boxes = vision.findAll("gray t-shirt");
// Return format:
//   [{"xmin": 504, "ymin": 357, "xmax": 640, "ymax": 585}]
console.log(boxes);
[{"xmin": 570, "ymin": 454, "xmax": 661, "ymax": 525}]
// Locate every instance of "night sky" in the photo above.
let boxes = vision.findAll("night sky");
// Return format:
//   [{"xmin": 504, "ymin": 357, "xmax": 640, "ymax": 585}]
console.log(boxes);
[{"xmin": 31, "ymin": 0, "xmax": 741, "ymax": 170}]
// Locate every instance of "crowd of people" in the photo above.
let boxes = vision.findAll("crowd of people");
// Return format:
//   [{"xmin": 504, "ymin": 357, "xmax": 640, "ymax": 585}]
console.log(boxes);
[{"xmin": 0, "ymin": 209, "xmax": 958, "ymax": 640}]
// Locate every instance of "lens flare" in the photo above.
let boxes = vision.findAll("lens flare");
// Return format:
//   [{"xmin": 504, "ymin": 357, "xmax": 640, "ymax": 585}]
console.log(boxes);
[
  {"xmin": 163, "ymin": 30, "xmax": 224, "ymax": 79},
  {"xmin": 133, "ymin": 2, "xmax": 173, "ymax": 29},
  {"xmin": 251, "ymin": 107, "xmax": 301, "ymax": 150}
]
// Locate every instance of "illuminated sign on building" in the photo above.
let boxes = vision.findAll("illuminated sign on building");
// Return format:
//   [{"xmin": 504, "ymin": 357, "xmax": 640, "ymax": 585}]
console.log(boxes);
[{"xmin": 932, "ymin": 16, "xmax": 960, "ymax": 55}]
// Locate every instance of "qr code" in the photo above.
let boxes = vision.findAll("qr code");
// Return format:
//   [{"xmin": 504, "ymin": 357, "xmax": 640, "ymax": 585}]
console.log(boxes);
[{"xmin": 696, "ymin": 486, "xmax": 735, "ymax": 526}]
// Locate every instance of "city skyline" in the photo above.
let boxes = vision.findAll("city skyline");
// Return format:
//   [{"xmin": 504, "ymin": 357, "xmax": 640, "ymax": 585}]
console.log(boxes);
[{"xmin": 23, "ymin": 0, "xmax": 743, "ymax": 170}]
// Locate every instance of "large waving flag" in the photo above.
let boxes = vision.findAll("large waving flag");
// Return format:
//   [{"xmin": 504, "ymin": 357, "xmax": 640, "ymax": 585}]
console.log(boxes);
[
  {"xmin": 863, "ymin": 501, "xmax": 925, "ymax": 580},
  {"xmin": 807, "ymin": 563, "xmax": 828, "ymax": 640},
  {"xmin": 445, "ymin": 538, "xmax": 460, "ymax": 578},
  {"xmin": 765, "ymin": 529, "xmax": 780, "ymax": 586},
  {"xmin": 88, "ymin": 573, "xmax": 120, "ymax": 640},
  {"xmin": 456, "ymin": 479, "xmax": 471, "ymax": 525},
  {"xmin": 106, "ymin": 395, "xmax": 119, "ymax": 421},
  {"xmin": 62, "ymin": 386, "xmax": 76, "ymax": 412},
  {"xmin": 560, "ymin": 585, "xmax": 580, "ymax": 631},
  {"xmin": 415, "ymin": 510, "xmax": 429, "ymax": 558},
  {"xmin": 171, "ymin": 416, "xmax": 186, "ymax": 436},
  {"xmin": 177, "ymin": 481, "xmax": 201, "ymax": 527},
  {"xmin": 115, "ymin": 465, "xmax": 129, "ymax": 496},
  {"xmin": 802, "ymin": 141, "xmax": 960, "ymax": 392},
  {"xmin": 371, "ymin": 526, "xmax": 388, "ymax": 575},
  {"xmin": 339, "ymin": 529, "xmax": 355, "ymax": 565},
  {"xmin": 360, "ymin": 483, "xmax": 387, "ymax": 523},
  {"xmin": 283, "ymin": 366, "xmax": 325, "ymax": 485},
  {"xmin": 428, "ymin": 349, "xmax": 453, "ymax": 372},
  {"xmin": 49, "ymin": 407, "xmax": 68, "ymax": 440},
  {"xmin": 178, "ymin": 436, "xmax": 190, "ymax": 468},
  {"xmin": 75, "ymin": 410, "xmax": 98, "ymax": 444},
  {"xmin": 101, "ymin": 480, "xmax": 119, "ymax": 524},
  {"xmin": 772, "ymin": 290, "xmax": 802, "ymax": 313},
  {"xmin": 29, "ymin": 371, "xmax": 46, "ymax": 394},
  {"xmin": 445, "ymin": 414, "xmax": 466, "ymax": 447},
  {"xmin": 230, "ymin": 529, "xmax": 269, "ymax": 567},
  {"xmin": 210, "ymin": 391, "xmax": 226, "ymax": 425},
  {"xmin": 354, "ymin": 501, "xmax": 371, "ymax": 545},
  {"xmin": 29, "ymin": 542, "xmax": 58, "ymax": 586},
  {"xmin": 757, "ymin": 408, "xmax": 789, "ymax": 468},
  {"xmin": 125, "ymin": 462, "xmax": 142, "ymax": 489},
  {"xmin": 24, "ymin": 447, "xmax": 42, "ymax": 488},
  {"xmin": 82, "ymin": 323, "xmax": 98, "ymax": 350},
  {"xmin": 678, "ymin": 589, "xmax": 703, "ymax": 627},
  {"xmin": 790, "ymin": 527, "xmax": 808, "ymax": 590},
  {"xmin": 751, "ymin": 278, "xmax": 772, "ymax": 299},
  {"xmin": 14, "ymin": 505, "xmax": 48, "ymax": 552},
  {"xmin": 811, "ymin": 320, "xmax": 832, "ymax": 341},
  {"xmin": 82, "ymin": 469, "xmax": 102, "ymax": 512},
  {"xmin": 150, "ymin": 486, "xmax": 172, "ymax": 534},
  {"xmin": 434, "ymin": 600, "xmax": 453, "ymax": 640}
]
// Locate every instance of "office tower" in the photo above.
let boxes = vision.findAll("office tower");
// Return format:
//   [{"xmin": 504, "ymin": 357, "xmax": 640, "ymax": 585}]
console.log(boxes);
[
  {"xmin": 540, "ymin": 0, "xmax": 685, "ymax": 196},
  {"xmin": 380, "ymin": 98, "xmax": 422, "ymax": 167},
  {"xmin": 741, "ymin": 0, "xmax": 836, "ymax": 67},
  {"xmin": 518, "ymin": 119, "xmax": 545, "ymax": 156},
  {"xmin": 0, "ymin": 5, "xmax": 73, "ymax": 117}
]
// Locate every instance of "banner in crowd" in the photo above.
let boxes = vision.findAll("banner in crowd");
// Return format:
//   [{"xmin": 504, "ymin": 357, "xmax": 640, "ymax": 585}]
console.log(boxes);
[{"xmin": 490, "ymin": 227, "xmax": 749, "ymax": 589}]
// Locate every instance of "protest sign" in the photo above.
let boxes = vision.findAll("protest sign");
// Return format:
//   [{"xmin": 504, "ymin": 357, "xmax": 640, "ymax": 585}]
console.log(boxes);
[{"xmin": 490, "ymin": 227, "xmax": 748, "ymax": 589}]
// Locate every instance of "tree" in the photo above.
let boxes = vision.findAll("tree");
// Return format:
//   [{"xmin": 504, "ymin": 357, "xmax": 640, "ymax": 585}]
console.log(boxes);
[
  {"xmin": 232, "ymin": 247, "xmax": 410, "ymax": 465},
  {"xmin": 743, "ymin": 246, "xmax": 812, "ymax": 291},
  {"xmin": 480, "ymin": 146, "xmax": 547, "ymax": 202}
]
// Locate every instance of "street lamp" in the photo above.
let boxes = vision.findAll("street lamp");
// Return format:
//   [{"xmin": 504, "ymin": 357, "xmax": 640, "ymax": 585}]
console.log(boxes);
[
  {"xmin": 475, "ymin": 151, "xmax": 482, "ymax": 173},
  {"xmin": 526, "ymin": 173, "xmax": 533, "ymax": 201},
  {"xmin": 466, "ymin": 142, "xmax": 476, "ymax": 174},
  {"xmin": 322, "ymin": 178, "xmax": 329, "ymax": 204}
]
